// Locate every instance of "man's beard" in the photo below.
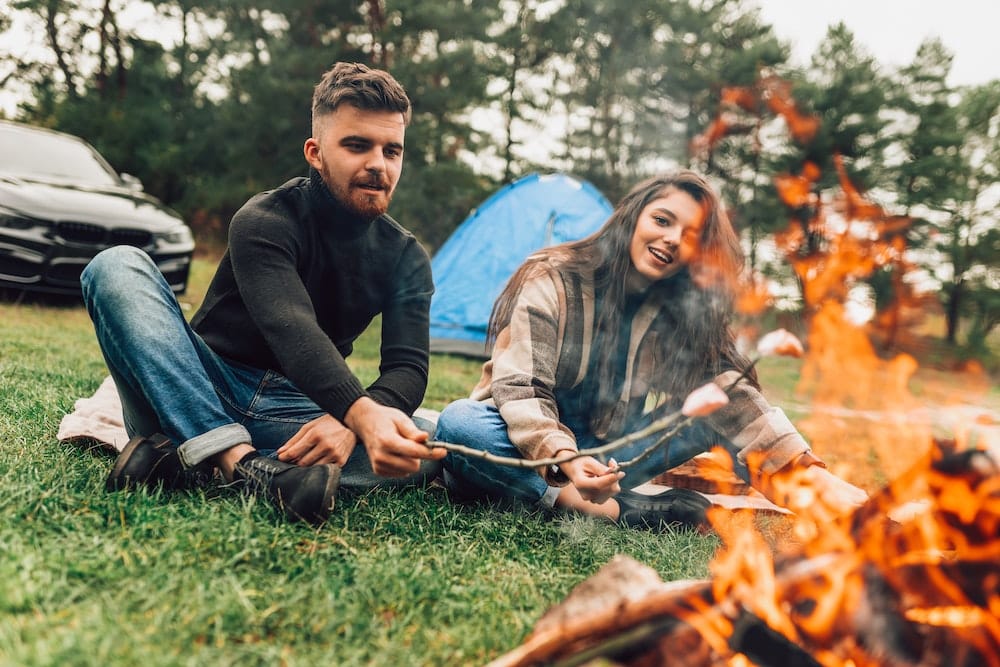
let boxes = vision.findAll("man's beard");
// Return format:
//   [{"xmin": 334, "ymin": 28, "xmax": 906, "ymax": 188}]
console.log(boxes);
[{"xmin": 321, "ymin": 166, "xmax": 393, "ymax": 220}]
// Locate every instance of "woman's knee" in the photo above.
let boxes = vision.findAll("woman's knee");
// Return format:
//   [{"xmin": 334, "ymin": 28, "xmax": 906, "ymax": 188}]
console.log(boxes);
[{"xmin": 435, "ymin": 399, "xmax": 491, "ymax": 443}]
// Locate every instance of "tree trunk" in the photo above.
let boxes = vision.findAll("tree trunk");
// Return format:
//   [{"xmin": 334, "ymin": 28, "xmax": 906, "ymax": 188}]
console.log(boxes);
[
  {"xmin": 44, "ymin": 0, "xmax": 77, "ymax": 99},
  {"xmin": 366, "ymin": 0, "xmax": 386, "ymax": 67},
  {"xmin": 945, "ymin": 279, "xmax": 963, "ymax": 344}
]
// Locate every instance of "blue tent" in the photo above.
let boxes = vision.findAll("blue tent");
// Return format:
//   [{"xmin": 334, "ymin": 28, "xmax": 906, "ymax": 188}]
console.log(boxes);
[{"xmin": 429, "ymin": 173, "xmax": 613, "ymax": 357}]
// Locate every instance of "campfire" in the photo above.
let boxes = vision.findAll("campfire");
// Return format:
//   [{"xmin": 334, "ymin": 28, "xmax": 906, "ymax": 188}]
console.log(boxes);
[
  {"xmin": 485, "ymin": 76, "xmax": 1000, "ymax": 667},
  {"xmin": 488, "ymin": 443, "xmax": 999, "ymax": 667}
]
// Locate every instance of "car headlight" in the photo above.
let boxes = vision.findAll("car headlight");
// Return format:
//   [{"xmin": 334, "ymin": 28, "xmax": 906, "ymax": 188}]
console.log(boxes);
[{"xmin": 157, "ymin": 225, "xmax": 194, "ymax": 245}]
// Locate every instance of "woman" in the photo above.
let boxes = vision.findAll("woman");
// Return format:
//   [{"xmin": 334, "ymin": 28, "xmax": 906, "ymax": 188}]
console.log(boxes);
[{"xmin": 433, "ymin": 171, "xmax": 867, "ymax": 530}]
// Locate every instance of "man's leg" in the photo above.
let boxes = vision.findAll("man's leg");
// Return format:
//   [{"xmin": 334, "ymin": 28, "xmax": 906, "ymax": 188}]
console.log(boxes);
[
  {"xmin": 336, "ymin": 413, "xmax": 443, "ymax": 492},
  {"xmin": 82, "ymin": 246, "xmax": 252, "ymax": 466},
  {"xmin": 81, "ymin": 246, "xmax": 338, "ymax": 522},
  {"xmin": 233, "ymin": 372, "xmax": 442, "ymax": 493}
]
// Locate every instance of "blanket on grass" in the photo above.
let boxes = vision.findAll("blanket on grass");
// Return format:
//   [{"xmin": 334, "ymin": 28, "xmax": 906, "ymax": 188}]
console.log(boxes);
[{"xmin": 58, "ymin": 376, "xmax": 789, "ymax": 514}]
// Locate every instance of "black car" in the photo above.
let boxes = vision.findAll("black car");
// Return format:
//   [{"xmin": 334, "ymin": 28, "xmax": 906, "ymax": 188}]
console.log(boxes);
[{"xmin": 0, "ymin": 120, "xmax": 195, "ymax": 295}]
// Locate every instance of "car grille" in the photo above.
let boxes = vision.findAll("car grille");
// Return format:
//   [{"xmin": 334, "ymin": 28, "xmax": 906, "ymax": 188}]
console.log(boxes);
[
  {"xmin": 110, "ymin": 228, "xmax": 154, "ymax": 246},
  {"xmin": 56, "ymin": 221, "xmax": 153, "ymax": 247}
]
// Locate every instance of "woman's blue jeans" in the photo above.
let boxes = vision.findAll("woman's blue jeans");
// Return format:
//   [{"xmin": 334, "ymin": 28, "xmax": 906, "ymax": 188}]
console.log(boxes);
[
  {"xmin": 434, "ymin": 398, "xmax": 748, "ymax": 506},
  {"xmin": 81, "ymin": 246, "xmax": 438, "ymax": 490}
]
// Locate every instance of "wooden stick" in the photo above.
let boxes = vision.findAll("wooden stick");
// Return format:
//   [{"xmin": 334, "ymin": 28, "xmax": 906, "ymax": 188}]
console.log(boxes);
[{"xmin": 425, "ymin": 358, "xmax": 759, "ymax": 472}]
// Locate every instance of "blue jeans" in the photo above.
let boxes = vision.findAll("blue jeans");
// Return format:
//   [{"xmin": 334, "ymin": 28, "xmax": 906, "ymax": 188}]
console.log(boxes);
[
  {"xmin": 81, "ymin": 246, "xmax": 439, "ymax": 490},
  {"xmin": 434, "ymin": 398, "xmax": 748, "ymax": 506}
]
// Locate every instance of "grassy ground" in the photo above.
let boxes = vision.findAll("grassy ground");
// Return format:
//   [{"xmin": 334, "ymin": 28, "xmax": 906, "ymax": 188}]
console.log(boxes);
[
  {"xmin": 0, "ymin": 258, "xmax": 719, "ymax": 666},
  {"xmin": 2, "ymin": 256, "xmax": 996, "ymax": 666}
]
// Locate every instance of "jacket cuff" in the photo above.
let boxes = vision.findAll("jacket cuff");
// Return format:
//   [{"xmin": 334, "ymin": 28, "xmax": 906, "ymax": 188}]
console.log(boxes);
[{"xmin": 537, "ymin": 435, "xmax": 577, "ymax": 485}]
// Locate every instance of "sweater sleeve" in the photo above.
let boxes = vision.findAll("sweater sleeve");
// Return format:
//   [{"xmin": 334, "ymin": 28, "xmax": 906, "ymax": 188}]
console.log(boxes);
[
  {"xmin": 365, "ymin": 239, "xmax": 433, "ymax": 415},
  {"xmin": 706, "ymin": 369, "xmax": 811, "ymax": 478},
  {"xmin": 489, "ymin": 271, "xmax": 577, "ymax": 484},
  {"xmin": 228, "ymin": 206, "xmax": 367, "ymax": 421}
]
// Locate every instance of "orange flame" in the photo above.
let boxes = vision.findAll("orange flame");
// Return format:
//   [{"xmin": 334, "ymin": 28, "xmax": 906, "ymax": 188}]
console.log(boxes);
[
  {"xmin": 760, "ymin": 76, "xmax": 820, "ymax": 143},
  {"xmin": 698, "ymin": 447, "xmax": 1000, "ymax": 666},
  {"xmin": 687, "ymin": 72, "xmax": 998, "ymax": 666}
]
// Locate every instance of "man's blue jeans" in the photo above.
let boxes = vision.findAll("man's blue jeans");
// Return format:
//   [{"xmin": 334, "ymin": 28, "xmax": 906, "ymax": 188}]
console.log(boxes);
[
  {"xmin": 434, "ymin": 398, "xmax": 748, "ymax": 506},
  {"xmin": 81, "ymin": 246, "xmax": 439, "ymax": 490}
]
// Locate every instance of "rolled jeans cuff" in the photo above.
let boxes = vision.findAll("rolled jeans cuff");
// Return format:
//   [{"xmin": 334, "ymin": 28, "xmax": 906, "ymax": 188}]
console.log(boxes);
[{"xmin": 178, "ymin": 423, "xmax": 253, "ymax": 468}]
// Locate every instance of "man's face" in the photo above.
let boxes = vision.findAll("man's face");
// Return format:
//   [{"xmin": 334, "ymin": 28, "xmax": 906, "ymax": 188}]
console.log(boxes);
[{"xmin": 304, "ymin": 104, "xmax": 406, "ymax": 220}]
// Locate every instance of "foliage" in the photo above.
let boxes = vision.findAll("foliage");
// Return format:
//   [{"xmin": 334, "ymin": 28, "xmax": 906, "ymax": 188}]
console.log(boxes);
[
  {"xmin": 886, "ymin": 48, "xmax": 1000, "ymax": 346},
  {"xmin": 0, "ymin": 0, "xmax": 998, "ymax": 354}
]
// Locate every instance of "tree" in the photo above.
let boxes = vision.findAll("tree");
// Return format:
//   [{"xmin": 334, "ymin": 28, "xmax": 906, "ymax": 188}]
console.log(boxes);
[
  {"xmin": 790, "ymin": 24, "xmax": 892, "ymax": 193},
  {"xmin": 484, "ymin": 0, "xmax": 572, "ymax": 182},
  {"xmin": 365, "ymin": 0, "xmax": 502, "ymax": 250},
  {"xmin": 888, "ymin": 40, "xmax": 1000, "ymax": 348},
  {"xmin": 938, "ymin": 81, "xmax": 1000, "ymax": 348},
  {"xmin": 754, "ymin": 25, "xmax": 895, "ymax": 317},
  {"xmin": 552, "ymin": 0, "xmax": 674, "ymax": 200}
]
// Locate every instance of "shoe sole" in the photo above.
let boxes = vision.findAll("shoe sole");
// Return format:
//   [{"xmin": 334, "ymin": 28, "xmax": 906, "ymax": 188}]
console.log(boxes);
[{"xmin": 616, "ymin": 488, "xmax": 711, "ymax": 531}]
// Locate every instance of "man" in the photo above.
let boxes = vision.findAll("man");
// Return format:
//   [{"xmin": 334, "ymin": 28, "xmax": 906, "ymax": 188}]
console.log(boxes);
[{"xmin": 81, "ymin": 62, "xmax": 445, "ymax": 524}]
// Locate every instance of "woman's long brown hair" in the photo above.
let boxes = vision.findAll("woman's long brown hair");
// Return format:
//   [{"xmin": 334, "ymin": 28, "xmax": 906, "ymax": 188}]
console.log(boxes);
[{"xmin": 488, "ymin": 171, "xmax": 758, "ymax": 421}]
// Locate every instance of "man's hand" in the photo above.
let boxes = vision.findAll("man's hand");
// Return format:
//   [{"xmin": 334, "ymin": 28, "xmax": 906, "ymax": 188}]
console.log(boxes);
[
  {"xmin": 344, "ymin": 397, "xmax": 446, "ymax": 477},
  {"xmin": 277, "ymin": 414, "xmax": 357, "ymax": 467},
  {"xmin": 557, "ymin": 454, "xmax": 624, "ymax": 504}
]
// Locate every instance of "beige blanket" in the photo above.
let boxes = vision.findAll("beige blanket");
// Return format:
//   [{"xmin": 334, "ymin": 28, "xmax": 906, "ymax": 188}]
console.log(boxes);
[{"xmin": 57, "ymin": 376, "xmax": 132, "ymax": 452}]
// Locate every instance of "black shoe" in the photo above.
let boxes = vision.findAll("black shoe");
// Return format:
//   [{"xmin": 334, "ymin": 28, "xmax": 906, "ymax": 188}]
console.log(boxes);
[
  {"xmin": 107, "ymin": 433, "xmax": 186, "ymax": 492},
  {"xmin": 234, "ymin": 456, "xmax": 340, "ymax": 524},
  {"xmin": 616, "ymin": 487, "xmax": 712, "ymax": 532}
]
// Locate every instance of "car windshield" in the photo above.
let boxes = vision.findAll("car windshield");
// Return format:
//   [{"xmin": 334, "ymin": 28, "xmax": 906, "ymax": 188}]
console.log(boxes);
[{"xmin": 0, "ymin": 125, "xmax": 120, "ymax": 187}]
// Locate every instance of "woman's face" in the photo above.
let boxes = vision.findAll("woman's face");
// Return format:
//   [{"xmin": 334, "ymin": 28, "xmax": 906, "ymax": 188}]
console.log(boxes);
[{"xmin": 626, "ymin": 187, "xmax": 706, "ymax": 292}]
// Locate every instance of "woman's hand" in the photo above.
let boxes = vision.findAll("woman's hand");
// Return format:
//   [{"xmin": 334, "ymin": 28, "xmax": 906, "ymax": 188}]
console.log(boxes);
[
  {"xmin": 557, "ymin": 454, "xmax": 625, "ymax": 504},
  {"xmin": 758, "ymin": 456, "xmax": 869, "ymax": 520}
]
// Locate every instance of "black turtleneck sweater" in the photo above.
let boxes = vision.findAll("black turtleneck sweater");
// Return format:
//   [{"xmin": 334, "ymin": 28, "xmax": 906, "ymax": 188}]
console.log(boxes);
[{"xmin": 190, "ymin": 169, "xmax": 434, "ymax": 421}]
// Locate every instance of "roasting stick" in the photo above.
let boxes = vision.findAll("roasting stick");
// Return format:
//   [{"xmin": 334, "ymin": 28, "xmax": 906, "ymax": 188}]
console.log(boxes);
[{"xmin": 423, "ymin": 356, "xmax": 761, "ymax": 472}]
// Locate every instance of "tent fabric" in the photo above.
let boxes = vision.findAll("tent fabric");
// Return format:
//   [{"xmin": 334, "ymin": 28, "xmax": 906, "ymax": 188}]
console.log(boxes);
[{"xmin": 429, "ymin": 173, "xmax": 613, "ymax": 358}]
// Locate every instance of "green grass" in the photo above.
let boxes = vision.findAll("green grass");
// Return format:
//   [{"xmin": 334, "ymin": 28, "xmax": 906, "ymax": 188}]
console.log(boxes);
[{"xmin": 0, "ymin": 258, "xmax": 719, "ymax": 666}]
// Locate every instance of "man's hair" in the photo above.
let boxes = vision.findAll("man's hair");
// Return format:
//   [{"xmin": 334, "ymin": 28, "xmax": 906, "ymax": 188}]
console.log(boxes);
[{"xmin": 311, "ymin": 62, "xmax": 411, "ymax": 134}]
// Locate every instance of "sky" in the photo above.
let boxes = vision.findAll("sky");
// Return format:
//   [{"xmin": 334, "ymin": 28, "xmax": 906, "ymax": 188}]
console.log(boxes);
[{"xmin": 754, "ymin": 0, "xmax": 1000, "ymax": 87}]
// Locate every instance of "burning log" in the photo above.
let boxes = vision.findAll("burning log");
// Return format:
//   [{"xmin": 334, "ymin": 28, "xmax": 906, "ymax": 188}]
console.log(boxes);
[{"xmin": 488, "ymin": 446, "xmax": 1000, "ymax": 667}]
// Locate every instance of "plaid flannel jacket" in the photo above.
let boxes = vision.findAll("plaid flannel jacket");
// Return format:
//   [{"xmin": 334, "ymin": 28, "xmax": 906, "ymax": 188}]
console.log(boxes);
[{"xmin": 469, "ymin": 263, "xmax": 810, "ymax": 485}]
